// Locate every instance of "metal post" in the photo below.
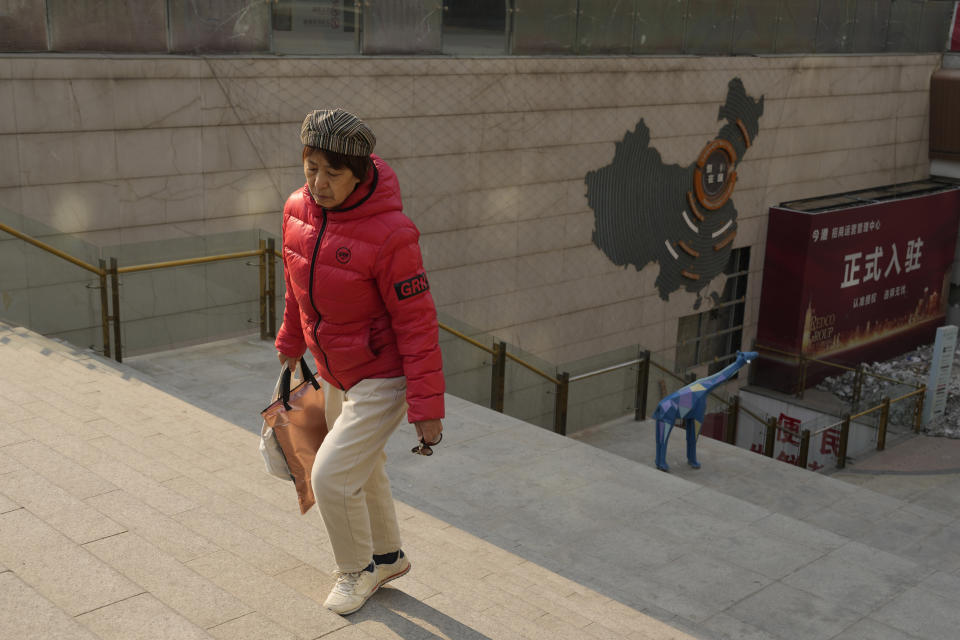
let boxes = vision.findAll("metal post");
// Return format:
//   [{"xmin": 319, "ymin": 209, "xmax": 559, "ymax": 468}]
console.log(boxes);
[
  {"xmin": 764, "ymin": 417, "xmax": 776, "ymax": 457},
  {"xmin": 266, "ymin": 237, "xmax": 277, "ymax": 337},
  {"xmin": 258, "ymin": 239, "xmax": 267, "ymax": 340},
  {"xmin": 98, "ymin": 259, "xmax": 111, "ymax": 359},
  {"xmin": 725, "ymin": 395, "xmax": 740, "ymax": 445},
  {"xmin": 109, "ymin": 257, "xmax": 122, "ymax": 363},
  {"xmin": 852, "ymin": 364, "xmax": 864, "ymax": 413},
  {"xmin": 798, "ymin": 429, "xmax": 810, "ymax": 469},
  {"xmin": 490, "ymin": 340, "xmax": 506, "ymax": 413},
  {"xmin": 877, "ymin": 396, "xmax": 890, "ymax": 451},
  {"xmin": 837, "ymin": 413, "xmax": 850, "ymax": 469},
  {"xmin": 635, "ymin": 349, "xmax": 650, "ymax": 421},
  {"xmin": 914, "ymin": 387, "xmax": 925, "ymax": 432},
  {"xmin": 554, "ymin": 371, "xmax": 570, "ymax": 436}
]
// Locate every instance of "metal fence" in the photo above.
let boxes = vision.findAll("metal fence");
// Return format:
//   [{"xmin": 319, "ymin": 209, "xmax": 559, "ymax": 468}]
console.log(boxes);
[{"xmin": 2, "ymin": 0, "xmax": 956, "ymax": 55}]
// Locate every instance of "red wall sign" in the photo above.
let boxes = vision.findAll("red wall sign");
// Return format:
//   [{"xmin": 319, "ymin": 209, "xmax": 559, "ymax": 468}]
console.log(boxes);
[{"xmin": 755, "ymin": 188, "xmax": 960, "ymax": 391}]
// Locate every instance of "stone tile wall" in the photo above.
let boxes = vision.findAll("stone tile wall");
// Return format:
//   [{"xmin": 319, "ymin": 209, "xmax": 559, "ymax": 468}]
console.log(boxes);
[{"xmin": 0, "ymin": 54, "xmax": 940, "ymax": 371}]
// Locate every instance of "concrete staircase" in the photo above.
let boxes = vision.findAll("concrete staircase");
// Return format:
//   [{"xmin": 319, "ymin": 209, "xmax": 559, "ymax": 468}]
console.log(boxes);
[{"xmin": 2, "ymin": 324, "xmax": 960, "ymax": 639}]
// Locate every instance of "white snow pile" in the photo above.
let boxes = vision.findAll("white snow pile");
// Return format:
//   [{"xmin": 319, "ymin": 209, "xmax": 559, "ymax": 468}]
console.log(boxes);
[{"xmin": 815, "ymin": 343, "xmax": 960, "ymax": 438}]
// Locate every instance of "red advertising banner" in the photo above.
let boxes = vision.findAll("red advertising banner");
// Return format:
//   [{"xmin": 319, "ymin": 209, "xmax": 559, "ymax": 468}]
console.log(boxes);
[
  {"xmin": 952, "ymin": 2, "xmax": 960, "ymax": 51},
  {"xmin": 755, "ymin": 186, "xmax": 960, "ymax": 392}
]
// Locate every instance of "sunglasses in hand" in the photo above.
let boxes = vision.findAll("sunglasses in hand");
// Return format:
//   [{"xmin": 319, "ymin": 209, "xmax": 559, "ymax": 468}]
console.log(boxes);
[{"xmin": 411, "ymin": 432, "xmax": 442, "ymax": 456}]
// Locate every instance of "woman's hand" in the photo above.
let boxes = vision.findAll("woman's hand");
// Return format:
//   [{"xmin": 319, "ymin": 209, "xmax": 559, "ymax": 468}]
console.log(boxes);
[
  {"xmin": 277, "ymin": 352, "xmax": 299, "ymax": 371},
  {"xmin": 415, "ymin": 419, "xmax": 443, "ymax": 446}
]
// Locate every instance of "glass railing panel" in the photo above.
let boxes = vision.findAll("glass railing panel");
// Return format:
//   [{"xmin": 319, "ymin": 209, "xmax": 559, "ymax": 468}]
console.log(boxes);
[
  {"xmin": 105, "ymin": 230, "xmax": 267, "ymax": 355},
  {"xmin": 502, "ymin": 344, "xmax": 557, "ymax": 431},
  {"xmin": 815, "ymin": 0, "xmax": 857, "ymax": 53},
  {"xmin": 0, "ymin": 206, "xmax": 105, "ymax": 352},
  {"xmin": 168, "ymin": 0, "xmax": 271, "ymax": 53},
  {"xmin": 577, "ymin": 0, "xmax": 635, "ymax": 54},
  {"xmin": 562, "ymin": 344, "xmax": 643, "ymax": 434},
  {"xmin": 436, "ymin": 312, "xmax": 495, "ymax": 410},
  {"xmin": 633, "ymin": 0, "xmax": 686, "ymax": 54},
  {"xmin": 511, "ymin": 0, "xmax": 578, "ymax": 54}
]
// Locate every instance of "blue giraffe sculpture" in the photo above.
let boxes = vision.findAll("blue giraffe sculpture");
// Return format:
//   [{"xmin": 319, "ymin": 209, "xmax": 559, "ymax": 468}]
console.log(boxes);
[{"xmin": 654, "ymin": 351, "xmax": 757, "ymax": 472}]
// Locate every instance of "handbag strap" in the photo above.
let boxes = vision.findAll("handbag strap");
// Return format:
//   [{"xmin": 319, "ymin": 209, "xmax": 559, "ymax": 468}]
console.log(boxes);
[{"xmin": 280, "ymin": 359, "xmax": 321, "ymax": 410}]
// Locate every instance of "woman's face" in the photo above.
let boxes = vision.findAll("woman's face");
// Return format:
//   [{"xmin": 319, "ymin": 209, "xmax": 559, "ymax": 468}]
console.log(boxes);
[{"xmin": 304, "ymin": 150, "xmax": 361, "ymax": 209}]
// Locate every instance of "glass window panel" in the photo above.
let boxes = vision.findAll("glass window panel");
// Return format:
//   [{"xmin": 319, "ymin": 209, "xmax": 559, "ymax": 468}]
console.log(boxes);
[
  {"xmin": 363, "ymin": 0, "xmax": 442, "ymax": 54},
  {"xmin": 851, "ymin": 0, "xmax": 892, "ymax": 53},
  {"xmin": 918, "ymin": 1, "xmax": 955, "ymax": 52},
  {"xmin": 685, "ymin": 0, "xmax": 736, "ymax": 54},
  {"xmin": 774, "ymin": 0, "xmax": 819, "ymax": 53},
  {"xmin": 633, "ymin": 0, "xmax": 686, "ymax": 54},
  {"xmin": 816, "ymin": 0, "xmax": 856, "ymax": 52},
  {"xmin": 169, "ymin": 0, "xmax": 271, "ymax": 53},
  {"xmin": 511, "ymin": 0, "xmax": 577, "ymax": 54},
  {"xmin": 731, "ymin": 0, "xmax": 778, "ymax": 54},
  {"xmin": 0, "ymin": 0, "xmax": 48, "ymax": 51},
  {"xmin": 272, "ymin": 0, "xmax": 361, "ymax": 55},
  {"xmin": 48, "ymin": 0, "xmax": 167, "ymax": 52},
  {"xmin": 886, "ymin": 0, "xmax": 923, "ymax": 51},
  {"xmin": 738, "ymin": 246, "xmax": 750, "ymax": 272},
  {"xmin": 442, "ymin": 0, "xmax": 507, "ymax": 55},
  {"xmin": 578, "ymin": 0, "xmax": 635, "ymax": 54}
]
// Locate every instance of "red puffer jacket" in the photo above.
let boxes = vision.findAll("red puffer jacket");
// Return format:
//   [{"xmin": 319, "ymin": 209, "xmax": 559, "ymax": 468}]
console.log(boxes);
[{"xmin": 275, "ymin": 155, "xmax": 444, "ymax": 423}]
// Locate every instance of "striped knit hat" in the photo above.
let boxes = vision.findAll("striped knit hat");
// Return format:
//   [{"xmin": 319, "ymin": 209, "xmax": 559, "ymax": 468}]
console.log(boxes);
[{"xmin": 300, "ymin": 108, "xmax": 376, "ymax": 157}]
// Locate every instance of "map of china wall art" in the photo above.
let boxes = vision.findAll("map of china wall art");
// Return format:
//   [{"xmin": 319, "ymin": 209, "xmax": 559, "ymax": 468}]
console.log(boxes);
[{"xmin": 586, "ymin": 78, "xmax": 764, "ymax": 303}]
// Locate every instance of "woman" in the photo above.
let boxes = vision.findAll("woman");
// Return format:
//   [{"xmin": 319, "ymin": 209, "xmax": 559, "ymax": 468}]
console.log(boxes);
[{"xmin": 275, "ymin": 108, "xmax": 444, "ymax": 616}]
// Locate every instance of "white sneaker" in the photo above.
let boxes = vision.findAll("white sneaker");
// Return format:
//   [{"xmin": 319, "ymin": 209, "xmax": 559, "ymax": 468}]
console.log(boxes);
[
  {"xmin": 324, "ymin": 565, "xmax": 379, "ymax": 615},
  {"xmin": 374, "ymin": 550, "xmax": 411, "ymax": 588}
]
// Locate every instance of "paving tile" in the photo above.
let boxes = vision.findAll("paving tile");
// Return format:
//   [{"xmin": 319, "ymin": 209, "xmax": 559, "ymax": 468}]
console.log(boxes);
[
  {"xmin": 830, "ymin": 618, "xmax": 923, "ymax": 640},
  {"xmin": 75, "ymin": 592, "xmax": 212, "ymax": 640},
  {"xmin": 84, "ymin": 531, "xmax": 251, "ymax": 629},
  {"xmin": 187, "ymin": 550, "xmax": 347, "ymax": 639},
  {"xmin": 87, "ymin": 458, "xmax": 196, "ymax": 515},
  {"xmin": 0, "ymin": 571, "xmax": 101, "ymax": 639},
  {"xmin": 0, "ymin": 469, "xmax": 126, "ymax": 544},
  {"xmin": 782, "ymin": 541, "xmax": 932, "ymax": 615},
  {"xmin": 274, "ymin": 560, "xmax": 340, "ymax": 602},
  {"xmin": 0, "ymin": 508, "xmax": 142, "ymax": 616},
  {"xmin": 0, "ymin": 492, "xmax": 18, "ymax": 514},
  {"xmin": 85, "ymin": 489, "xmax": 221, "ymax": 562},
  {"xmin": 699, "ymin": 611, "xmax": 782, "ymax": 640},
  {"xmin": 87, "ymin": 435, "xmax": 182, "ymax": 482},
  {"xmin": 635, "ymin": 552, "xmax": 772, "ymax": 624},
  {"xmin": 173, "ymin": 507, "xmax": 302, "ymax": 576},
  {"xmin": 0, "ymin": 449, "xmax": 23, "ymax": 475},
  {"xmin": 207, "ymin": 612, "xmax": 299, "ymax": 640},
  {"xmin": 871, "ymin": 584, "xmax": 960, "ymax": 640},
  {"xmin": 2, "ymin": 439, "xmax": 117, "ymax": 499},
  {"xmin": 726, "ymin": 582, "xmax": 864, "ymax": 640}
]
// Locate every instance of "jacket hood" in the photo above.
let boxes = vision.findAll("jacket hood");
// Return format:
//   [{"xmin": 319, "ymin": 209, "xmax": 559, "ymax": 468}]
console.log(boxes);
[{"xmin": 300, "ymin": 154, "xmax": 402, "ymax": 220}]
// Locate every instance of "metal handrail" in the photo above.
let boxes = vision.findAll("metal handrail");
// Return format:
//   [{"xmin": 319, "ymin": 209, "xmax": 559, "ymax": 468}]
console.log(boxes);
[
  {"xmin": 0, "ymin": 221, "xmax": 104, "ymax": 275},
  {"xmin": 117, "ymin": 250, "xmax": 263, "ymax": 274},
  {"xmin": 569, "ymin": 358, "xmax": 641, "ymax": 382},
  {"xmin": 754, "ymin": 342, "xmax": 922, "ymax": 389},
  {"xmin": 438, "ymin": 323, "xmax": 495, "ymax": 355}
]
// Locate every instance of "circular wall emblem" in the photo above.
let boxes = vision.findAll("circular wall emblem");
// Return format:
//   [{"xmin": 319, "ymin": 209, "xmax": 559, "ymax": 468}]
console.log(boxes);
[
  {"xmin": 335, "ymin": 247, "xmax": 352, "ymax": 264},
  {"xmin": 693, "ymin": 139, "xmax": 738, "ymax": 210}
]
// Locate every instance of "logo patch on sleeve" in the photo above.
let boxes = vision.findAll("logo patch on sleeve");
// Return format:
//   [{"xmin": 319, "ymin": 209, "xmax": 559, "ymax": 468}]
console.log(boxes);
[{"xmin": 394, "ymin": 273, "xmax": 430, "ymax": 301}]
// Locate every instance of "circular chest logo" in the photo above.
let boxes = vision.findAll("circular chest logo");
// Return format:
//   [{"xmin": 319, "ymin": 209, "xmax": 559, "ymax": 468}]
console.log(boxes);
[{"xmin": 336, "ymin": 247, "xmax": 352, "ymax": 264}]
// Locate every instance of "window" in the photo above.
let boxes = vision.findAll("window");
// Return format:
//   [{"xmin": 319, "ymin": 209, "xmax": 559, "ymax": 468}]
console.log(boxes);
[{"xmin": 676, "ymin": 247, "xmax": 750, "ymax": 376}]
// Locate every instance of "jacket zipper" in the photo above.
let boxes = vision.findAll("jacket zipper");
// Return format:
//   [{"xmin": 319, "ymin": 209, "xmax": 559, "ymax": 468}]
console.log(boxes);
[{"xmin": 308, "ymin": 207, "xmax": 345, "ymax": 389}]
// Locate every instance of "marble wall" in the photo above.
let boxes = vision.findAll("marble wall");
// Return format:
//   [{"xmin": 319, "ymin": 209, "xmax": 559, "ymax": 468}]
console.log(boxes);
[{"xmin": 0, "ymin": 54, "xmax": 940, "ymax": 371}]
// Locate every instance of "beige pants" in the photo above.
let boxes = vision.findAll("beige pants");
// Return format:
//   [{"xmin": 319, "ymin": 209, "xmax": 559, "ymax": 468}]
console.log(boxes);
[{"xmin": 312, "ymin": 376, "xmax": 406, "ymax": 573}]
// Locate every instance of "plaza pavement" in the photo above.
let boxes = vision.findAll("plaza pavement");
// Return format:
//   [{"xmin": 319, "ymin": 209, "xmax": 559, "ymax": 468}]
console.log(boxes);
[{"xmin": 1, "ymin": 325, "xmax": 959, "ymax": 640}]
